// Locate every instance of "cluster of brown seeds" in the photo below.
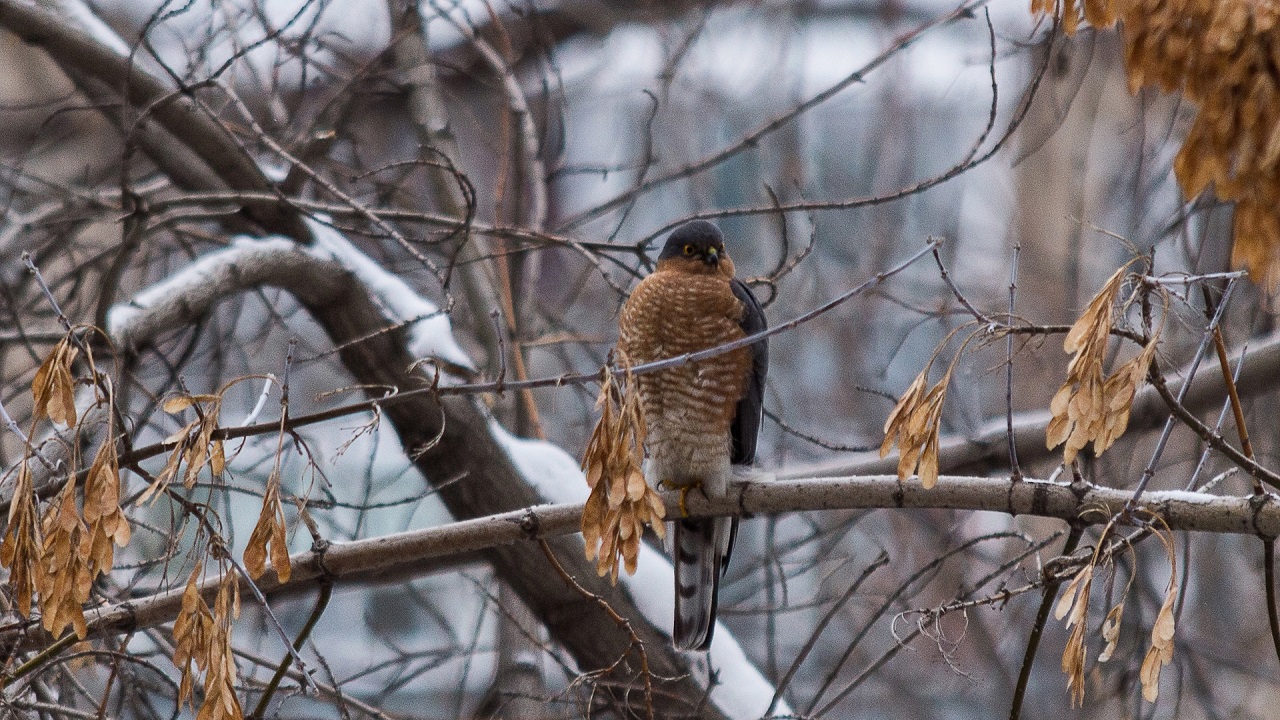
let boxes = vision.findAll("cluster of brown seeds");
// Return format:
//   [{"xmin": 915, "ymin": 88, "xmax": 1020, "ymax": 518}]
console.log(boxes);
[
  {"xmin": 1033, "ymin": 0, "xmax": 1280, "ymax": 286},
  {"xmin": 1046, "ymin": 266, "xmax": 1159, "ymax": 464},
  {"xmin": 581, "ymin": 368, "xmax": 666, "ymax": 582}
]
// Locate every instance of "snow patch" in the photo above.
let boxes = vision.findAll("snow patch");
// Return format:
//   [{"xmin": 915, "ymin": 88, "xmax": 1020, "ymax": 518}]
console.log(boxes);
[
  {"xmin": 487, "ymin": 421, "xmax": 588, "ymax": 504},
  {"xmin": 1153, "ymin": 490, "xmax": 1236, "ymax": 505},
  {"xmin": 306, "ymin": 218, "xmax": 475, "ymax": 372},
  {"xmin": 63, "ymin": 0, "xmax": 131, "ymax": 56}
]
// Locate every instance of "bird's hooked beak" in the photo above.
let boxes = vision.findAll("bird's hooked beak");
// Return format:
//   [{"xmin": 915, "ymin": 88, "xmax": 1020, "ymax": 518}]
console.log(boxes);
[{"xmin": 703, "ymin": 247, "xmax": 720, "ymax": 267}]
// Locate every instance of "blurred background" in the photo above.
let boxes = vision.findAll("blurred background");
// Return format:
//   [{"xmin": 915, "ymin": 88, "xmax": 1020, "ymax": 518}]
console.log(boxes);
[{"xmin": 1, "ymin": 0, "xmax": 1276, "ymax": 717}]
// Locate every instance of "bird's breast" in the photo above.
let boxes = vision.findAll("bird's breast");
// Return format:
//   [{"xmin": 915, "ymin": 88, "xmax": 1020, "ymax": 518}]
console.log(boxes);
[{"xmin": 617, "ymin": 271, "xmax": 753, "ymax": 473}]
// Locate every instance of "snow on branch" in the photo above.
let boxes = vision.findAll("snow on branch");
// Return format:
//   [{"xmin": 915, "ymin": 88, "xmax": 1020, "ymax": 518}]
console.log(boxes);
[
  {"xmin": 107, "ymin": 238, "xmax": 338, "ymax": 350},
  {"xmin": 107, "ymin": 224, "xmax": 473, "ymax": 374}
]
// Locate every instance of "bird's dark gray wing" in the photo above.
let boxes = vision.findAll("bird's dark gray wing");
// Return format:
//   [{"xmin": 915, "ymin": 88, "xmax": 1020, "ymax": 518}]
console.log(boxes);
[{"xmin": 730, "ymin": 277, "xmax": 768, "ymax": 466}]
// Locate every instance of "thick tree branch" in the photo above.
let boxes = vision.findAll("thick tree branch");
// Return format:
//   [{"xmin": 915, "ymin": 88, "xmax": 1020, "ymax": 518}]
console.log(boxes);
[{"xmin": 0, "ymin": 0, "xmax": 309, "ymax": 239}]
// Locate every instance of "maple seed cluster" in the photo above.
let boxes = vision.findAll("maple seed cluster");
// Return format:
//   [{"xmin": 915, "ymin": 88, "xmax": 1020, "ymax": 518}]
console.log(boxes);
[
  {"xmin": 137, "ymin": 394, "xmax": 229, "ymax": 504},
  {"xmin": 0, "ymin": 334, "xmax": 131, "ymax": 640},
  {"xmin": 175, "ymin": 562, "xmax": 243, "ymax": 720},
  {"xmin": 581, "ymin": 368, "xmax": 666, "ymax": 582},
  {"xmin": 1, "ymin": 326, "xmax": 290, "ymax": 720},
  {"xmin": 244, "ymin": 468, "xmax": 292, "ymax": 583},
  {"xmin": 1055, "ymin": 517, "xmax": 1178, "ymax": 706},
  {"xmin": 154, "ymin": 387, "xmax": 293, "ymax": 585},
  {"xmin": 1032, "ymin": 0, "xmax": 1280, "ymax": 286},
  {"xmin": 880, "ymin": 363, "xmax": 951, "ymax": 489},
  {"xmin": 1046, "ymin": 266, "xmax": 1158, "ymax": 464}
]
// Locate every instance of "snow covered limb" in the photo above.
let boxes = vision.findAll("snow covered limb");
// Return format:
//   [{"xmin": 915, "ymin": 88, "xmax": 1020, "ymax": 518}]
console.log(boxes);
[{"xmin": 107, "ymin": 239, "xmax": 349, "ymax": 352}]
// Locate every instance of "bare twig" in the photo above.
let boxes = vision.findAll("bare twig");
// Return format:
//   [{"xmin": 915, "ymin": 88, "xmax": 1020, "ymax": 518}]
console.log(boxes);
[
  {"xmin": 249, "ymin": 581, "xmax": 331, "ymax": 719},
  {"xmin": 1008, "ymin": 524, "xmax": 1082, "ymax": 720},
  {"xmin": 433, "ymin": 1, "xmax": 547, "ymax": 232},
  {"xmin": 537, "ymin": 540, "xmax": 654, "ymax": 720},
  {"xmin": 1006, "ymin": 241, "xmax": 1022, "ymax": 481},
  {"xmin": 932, "ymin": 243, "xmax": 992, "ymax": 325},
  {"xmin": 23, "ymin": 253, "xmax": 71, "ymax": 332},
  {"xmin": 768, "ymin": 552, "xmax": 889, "ymax": 715},
  {"xmin": 1130, "ymin": 278, "xmax": 1238, "ymax": 504}
]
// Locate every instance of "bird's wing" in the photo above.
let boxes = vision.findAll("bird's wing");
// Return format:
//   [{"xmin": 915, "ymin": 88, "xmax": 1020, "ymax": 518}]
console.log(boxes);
[{"xmin": 729, "ymin": 277, "xmax": 768, "ymax": 466}]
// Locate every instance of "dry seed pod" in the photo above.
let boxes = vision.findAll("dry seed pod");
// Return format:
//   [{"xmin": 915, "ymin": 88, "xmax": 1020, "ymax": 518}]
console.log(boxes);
[
  {"xmin": 1034, "ymin": 0, "xmax": 1280, "ymax": 287},
  {"xmin": 882, "ymin": 367, "xmax": 951, "ymax": 489},
  {"xmin": 32, "ymin": 337, "xmax": 79, "ymax": 427},
  {"xmin": 580, "ymin": 369, "xmax": 665, "ymax": 582}
]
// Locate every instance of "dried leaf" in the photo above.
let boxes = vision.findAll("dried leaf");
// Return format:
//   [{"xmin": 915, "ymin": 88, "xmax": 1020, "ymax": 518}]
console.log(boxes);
[
  {"xmin": 32, "ymin": 337, "xmax": 79, "ymax": 427},
  {"xmin": 244, "ymin": 474, "xmax": 291, "ymax": 583},
  {"xmin": 174, "ymin": 563, "xmax": 244, "ymax": 720},
  {"xmin": 1034, "ymin": 0, "xmax": 1280, "ymax": 289},
  {"xmin": 0, "ymin": 463, "xmax": 39, "ymax": 617},
  {"xmin": 210, "ymin": 441, "xmax": 225, "ymax": 477},
  {"xmin": 36, "ymin": 477, "xmax": 91, "ymax": 639},
  {"xmin": 883, "ymin": 366, "xmax": 950, "ymax": 488},
  {"xmin": 1056, "ymin": 565, "xmax": 1094, "ymax": 707},
  {"xmin": 1142, "ymin": 529, "xmax": 1180, "ymax": 703},
  {"xmin": 142, "ymin": 394, "xmax": 226, "ymax": 502},
  {"xmin": 1098, "ymin": 602, "xmax": 1125, "ymax": 662},
  {"xmin": 1047, "ymin": 266, "xmax": 1159, "ymax": 463},
  {"xmin": 1056, "ymin": 566, "xmax": 1094, "ymax": 624},
  {"xmin": 163, "ymin": 395, "xmax": 196, "ymax": 413},
  {"xmin": 1062, "ymin": 620, "xmax": 1087, "ymax": 707},
  {"xmin": 881, "ymin": 370, "xmax": 927, "ymax": 455},
  {"xmin": 83, "ymin": 429, "xmax": 130, "ymax": 580}
]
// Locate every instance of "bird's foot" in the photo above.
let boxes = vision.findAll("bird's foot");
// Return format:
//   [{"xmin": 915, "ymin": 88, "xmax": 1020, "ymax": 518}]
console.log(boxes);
[{"xmin": 661, "ymin": 479, "xmax": 703, "ymax": 517}]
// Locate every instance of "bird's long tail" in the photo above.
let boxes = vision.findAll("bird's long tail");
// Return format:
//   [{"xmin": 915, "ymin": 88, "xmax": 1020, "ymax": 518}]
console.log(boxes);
[{"xmin": 672, "ymin": 516, "xmax": 736, "ymax": 651}]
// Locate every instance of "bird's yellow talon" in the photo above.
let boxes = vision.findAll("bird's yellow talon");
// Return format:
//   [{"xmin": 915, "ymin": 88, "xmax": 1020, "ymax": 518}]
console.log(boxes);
[{"xmin": 661, "ymin": 479, "xmax": 702, "ymax": 517}]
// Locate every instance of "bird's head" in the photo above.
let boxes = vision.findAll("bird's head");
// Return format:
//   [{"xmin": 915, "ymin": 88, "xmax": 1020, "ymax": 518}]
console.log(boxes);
[{"xmin": 656, "ymin": 220, "xmax": 735, "ymax": 277}]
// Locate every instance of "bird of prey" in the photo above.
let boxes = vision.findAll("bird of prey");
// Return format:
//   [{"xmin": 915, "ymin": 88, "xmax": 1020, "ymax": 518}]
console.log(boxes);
[{"xmin": 617, "ymin": 220, "xmax": 768, "ymax": 651}]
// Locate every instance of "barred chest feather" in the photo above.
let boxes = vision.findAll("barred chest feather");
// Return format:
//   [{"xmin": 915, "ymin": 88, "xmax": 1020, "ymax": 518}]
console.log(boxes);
[{"xmin": 617, "ymin": 270, "xmax": 752, "ymax": 490}]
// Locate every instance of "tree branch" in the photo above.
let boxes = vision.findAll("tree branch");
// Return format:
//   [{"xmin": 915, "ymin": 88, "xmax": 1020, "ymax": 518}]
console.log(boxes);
[{"xmin": 4, "ymin": 473, "xmax": 1276, "ymax": 653}]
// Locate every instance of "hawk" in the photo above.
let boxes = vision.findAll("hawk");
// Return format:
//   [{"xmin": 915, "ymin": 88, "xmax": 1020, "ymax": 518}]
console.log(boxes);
[{"xmin": 617, "ymin": 220, "xmax": 768, "ymax": 651}]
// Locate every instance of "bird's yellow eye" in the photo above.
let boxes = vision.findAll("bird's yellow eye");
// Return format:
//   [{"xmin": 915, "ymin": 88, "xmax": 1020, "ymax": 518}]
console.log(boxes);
[{"xmin": 683, "ymin": 245, "xmax": 695, "ymax": 255}]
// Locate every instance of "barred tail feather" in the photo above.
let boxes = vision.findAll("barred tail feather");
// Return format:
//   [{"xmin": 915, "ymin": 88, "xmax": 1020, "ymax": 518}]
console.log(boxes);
[{"xmin": 673, "ymin": 516, "xmax": 734, "ymax": 651}]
